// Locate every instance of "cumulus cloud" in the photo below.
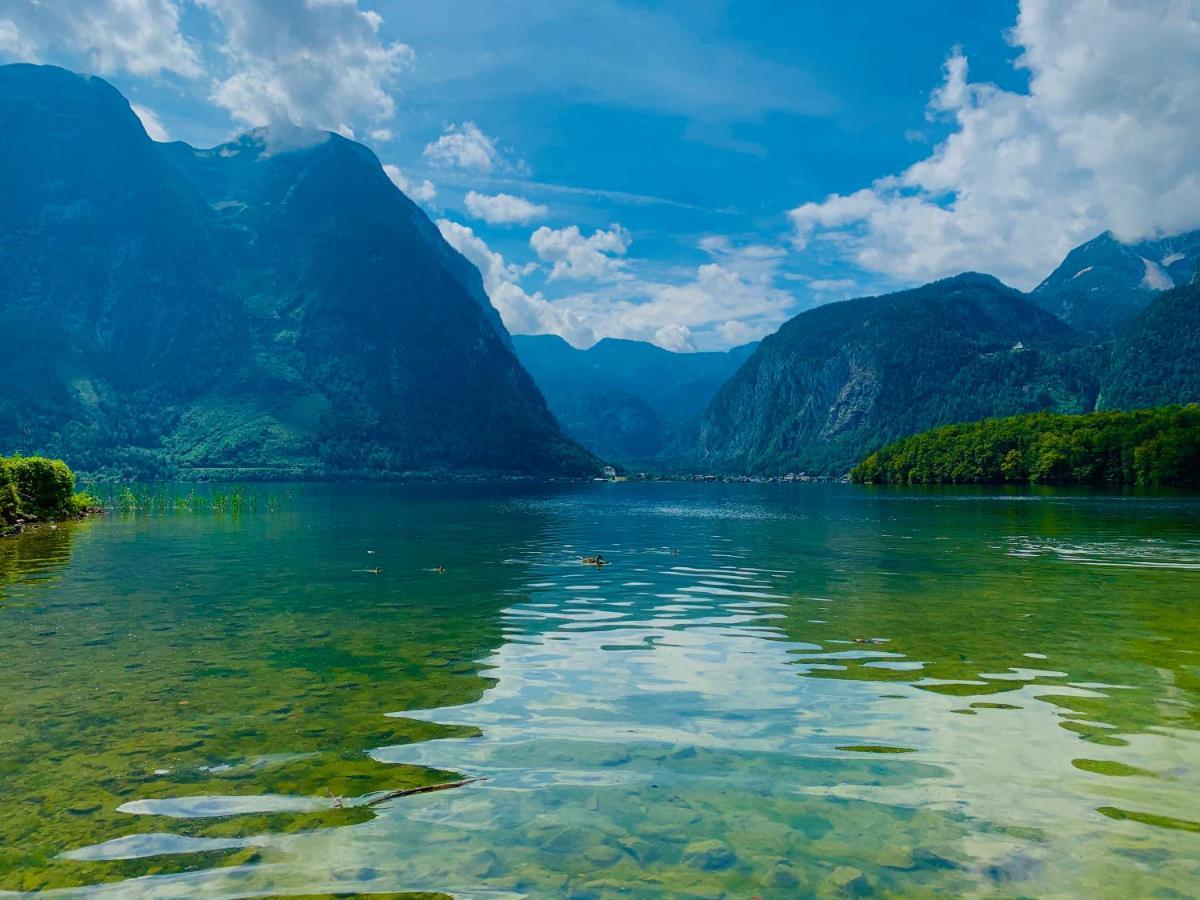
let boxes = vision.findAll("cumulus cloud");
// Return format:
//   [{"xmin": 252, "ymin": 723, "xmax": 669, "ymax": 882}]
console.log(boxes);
[
  {"xmin": 383, "ymin": 164, "xmax": 437, "ymax": 203},
  {"xmin": 423, "ymin": 121, "xmax": 506, "ymax": 171},
  {"xmin": 787, "ymin": 0, "xmax": 1200, "ymax": 290},
  {"xmin": 716, "ymin": 319, "xmax": 762, "ymax": 346},
  {"xmin": 653, "ymin": 323, "xmax": 696, "ymax": 352},
  {"xmin": 437, "ymin": 222, "xmax": 794, "ymax": 350},
  {"xmin": 131, "ymin": 102, "xmax": 169, "ymax": 141},
  {"xmin": 619, "ymin": 262, "xmax": 793, "ymax": 343},
  {"xmin": 437, "ymin": 219, "xmax": 596, "ymax": 347},
  {"xmin": 0, "ymin": 0, "xmax": 199, "ymax": 77},
  {"xmin": 197, "ymin": 0, "xmax": 412, "ymax": 135},
  {"xmin": 530, "ymin": 224, "xmax": 632, "ymax": 281},
  {"xmin": 464, "ymin": 191, "xmax": 548, "ymax": 225}
]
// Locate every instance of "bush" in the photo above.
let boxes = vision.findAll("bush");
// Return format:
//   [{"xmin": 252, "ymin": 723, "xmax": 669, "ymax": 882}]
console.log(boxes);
[
  {"xmin": 1, "ymin": 455, "xmax": 85, "ymax": 524},
  {"xmin": 0, "ymin": 460, "xmax": 19, "ymax": 525}
]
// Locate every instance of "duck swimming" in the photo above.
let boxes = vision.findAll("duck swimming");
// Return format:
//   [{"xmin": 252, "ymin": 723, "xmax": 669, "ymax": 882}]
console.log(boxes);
[{"xmin": 581, "ymin": 554, "xmax": 608, "ymax": 567}]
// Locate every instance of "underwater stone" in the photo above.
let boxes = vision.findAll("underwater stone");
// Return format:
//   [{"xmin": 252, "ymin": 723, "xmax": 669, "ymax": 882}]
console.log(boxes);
[
  {"xmin": 584, "ymin": 843, "xmax": 622, "ymax": 867},
  {"xmin": 539, "ymin": 826, "xmax": 591, "ymax": 854},
  {"xmin": 465, "ymin": 849, "xmax": 501, "ymax": 878},
  {"xmin": 682, "ymin": 839, "xmax": 736, "ymax": 870},
  {"xmin": 643, "ymin": 826, "xmax": 689, "ymax": 844},
  {"xmin": 875, "ymin": 845, "xmax": 916, "ymax": 869},
  {"xmin": 821, "ymin": 865, "xmax": 873, "ymax": 896},
  {"xmin": 769, "ymin": 864, "xmax": 801, "ymax": 887},
  {"xmin": 618, "ymin": 836, "xmax": 660, "ymax": 865}
]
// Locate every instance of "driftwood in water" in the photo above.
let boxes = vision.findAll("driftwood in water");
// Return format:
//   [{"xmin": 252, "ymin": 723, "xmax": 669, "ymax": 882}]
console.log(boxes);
[{"xmin": 363, "ymin": 777, "xmax": 485, "ymax": 807}]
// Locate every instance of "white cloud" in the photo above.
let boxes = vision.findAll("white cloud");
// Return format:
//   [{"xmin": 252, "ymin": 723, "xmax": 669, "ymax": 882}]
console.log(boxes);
[
  {"xmin": 437, "ymin": 219, "xmax": 596, "ymax": 347},
  {"xmin": 131, "ymin": 102, "xmax": 169, "ymax": 141},
  {"xmin": 0, "ymin": 18, "xmax": 36, "ymax": 61},
  {"xmin": 805, "ymin": 277, "xmax": 858, "ymax": 301},
  {"xmin": 437, "ymin": 222, "xmax": 794, "ymax": 350},
  {"xmin": 0, "ymin": 1, "xmax": 200, "ymax": 77},
  {"xmin": 619, "ymin": 262, "xmax": 792, "ymax": 342},
  {"xmin": 653, "ymin": 323, "xmax": 696, "ymax": 352},
  {"xmin": 530, "ymin": 224, "xmax": 631, "ymax": 281},
  {"xmin": 464, "ymin": 191, "xmax": 548, "ymax": 225},
  {"xmin": 787, "ymin": 0, "xmax": 1200, "ymax": 290},
  {"xmin": 716, "ymin": 319, "xmax": 761, "ymax": 346},
  {"xmin": 383, "ymin": 164, "xmax": 437, "ymax": 203},
  {"xmin": 423, "ymin": 121, "xmax": 506, "ymax": 172},
  {"xmin": 197, "ymin": 0, "xmax": 412, "ymax": 134}
]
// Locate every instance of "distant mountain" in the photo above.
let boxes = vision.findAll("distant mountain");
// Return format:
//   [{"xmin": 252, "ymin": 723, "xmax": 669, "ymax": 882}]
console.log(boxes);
[
  {"xmin": 1101, "ymin": 280, "xmax": 1200, "ymax": 411},
  {"xmin": 1031, "ymin": 230, "xmax": 1200, "ymax": 333},
  {"xmin": 513, "ymin": 335, "xmax": 756, "ymax": 462},
  {"xmin": 686, "ymin": 274, "xmax": 1100, "ymax": 475},
  {"xmin": 0, "ymin": 64, "xmax": 594, "ymax": 478}
]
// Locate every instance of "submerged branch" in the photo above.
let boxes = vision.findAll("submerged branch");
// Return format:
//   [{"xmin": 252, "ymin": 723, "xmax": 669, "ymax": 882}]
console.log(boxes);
[{"xmin": 362, "ymin": 777, "xmax": 486, "ymax": 807}]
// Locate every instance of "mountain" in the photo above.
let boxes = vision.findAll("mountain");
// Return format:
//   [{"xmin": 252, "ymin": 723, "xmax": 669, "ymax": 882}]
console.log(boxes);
[
  {"xmin": 1101, "ymin": 280, "xmax": 1200, "ymax": 410},
  {"xmin": 513, "ymin": 335, "xmax": 756, "ymax": 461},
  {"xmin": 686, "ymin": 274, "xmax": 1100, "ymax": 475},
  {"xmin": 0, "ymin": 64, "xmax": 594, "ymax": 479},
  {"xmin": 1031, "ymin": 230, "xmax": 1200, "ymax": 333}
]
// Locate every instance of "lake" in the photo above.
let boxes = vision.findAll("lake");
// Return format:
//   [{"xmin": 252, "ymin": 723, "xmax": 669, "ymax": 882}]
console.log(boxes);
[{"xmin": 0, "ymin": 483, "xmax": 1197, "ymax": 897}]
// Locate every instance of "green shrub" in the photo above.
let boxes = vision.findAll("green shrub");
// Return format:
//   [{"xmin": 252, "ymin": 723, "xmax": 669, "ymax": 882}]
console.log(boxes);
[
  {"xmin": 1, "ymin": 455, "xmax": 86, "ymax": 524},
  {"xmin": 0, "ymin": 459, "xmax": 19, "ymax": 525}
]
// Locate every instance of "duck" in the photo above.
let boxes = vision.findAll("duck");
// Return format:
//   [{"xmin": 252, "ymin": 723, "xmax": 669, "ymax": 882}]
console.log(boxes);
[{"xmin": 581, "ymin": 554, "xmax": 608, "ymax": 567}]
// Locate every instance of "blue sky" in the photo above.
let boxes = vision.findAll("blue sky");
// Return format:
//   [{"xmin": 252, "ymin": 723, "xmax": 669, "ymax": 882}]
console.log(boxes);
[{"xmin": 3, "ymin": 0, "xmax": 1199, "ymax": 350}]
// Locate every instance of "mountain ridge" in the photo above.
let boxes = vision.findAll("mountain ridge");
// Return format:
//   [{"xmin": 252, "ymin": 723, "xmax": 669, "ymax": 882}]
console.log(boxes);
[
  {"xmin": 0, "ymin": 63, "xmax": 594, "ymax": 479},
  {"xmin": 683, "ymin": 273, "xmax": 1101, "ymax": 475},
  {"xmin": 513, "ymin": 334, "xmax": 755, "ymax": 462}
]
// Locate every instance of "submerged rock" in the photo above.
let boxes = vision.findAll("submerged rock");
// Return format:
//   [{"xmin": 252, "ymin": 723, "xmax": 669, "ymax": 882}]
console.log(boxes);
[
  {"xmin": 465, "ymin": 849, "xmax": 502, "ymax": 878},
  {"xmin": 618, "ymin": 836, "xmax": 660, "ymax": 865},
  {"xmin": 584, "ymin": 843, "xmax": 622, "ymax": 867},
  {"xmin": 682, "ymin": 839, "xmax": 737, "ymax": 870},
  {"xmin": 768, "ymin": 863, "xmax": 801, "ymax": 888},
  {"xmin": 874, "ymin": 844, "xmax": 916, "ymax": 869},
  {"xmin": 821, "ymin": 865, "xmax": 873, "ymax": 896},
  {"xmin": 539, "ymin": 826, "xmax": 591, "ymax": 854}
]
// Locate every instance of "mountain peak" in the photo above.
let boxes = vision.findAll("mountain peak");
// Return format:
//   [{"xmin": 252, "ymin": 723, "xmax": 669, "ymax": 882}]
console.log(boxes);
[
  {"xmin": 0, "ymin": 64, "xmax": 592, "ymax": 477},
  {"xmin": 1031, "ymin": 228, "xmax": 1200, "ymax": 332}
]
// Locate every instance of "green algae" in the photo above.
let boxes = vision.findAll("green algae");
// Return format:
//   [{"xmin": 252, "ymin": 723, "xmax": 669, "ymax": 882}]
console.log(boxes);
[
  {"xmin": 1072, "ymin": 758, "xmax": 1156, "ymax": 777},
  {"xmin": 1097, "ymin": 808, "xmax": 1200, "ymax": 833}
]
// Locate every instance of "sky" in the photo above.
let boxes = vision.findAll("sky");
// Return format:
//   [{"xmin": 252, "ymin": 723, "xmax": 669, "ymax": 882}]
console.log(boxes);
[{"xmin": 2, "ymin": 0, "xmax": 1200, "ymax": 351}]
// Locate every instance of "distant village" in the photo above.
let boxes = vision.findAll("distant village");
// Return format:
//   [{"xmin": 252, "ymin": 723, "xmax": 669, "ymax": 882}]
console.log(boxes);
[{"xmin": 599, "ymin": 466, "xmax": 849, "ymax": 484}]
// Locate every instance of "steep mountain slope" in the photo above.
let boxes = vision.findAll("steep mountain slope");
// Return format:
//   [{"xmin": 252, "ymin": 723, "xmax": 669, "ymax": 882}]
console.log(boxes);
[
  {"xmin": 1101, "ymin": 281, "xmax": 1200, "ymax": 411},
  {"xmin": 1031, "ymin": 230, "xmax": 1200, "ymax": 333},
  {"xmin": 513, "ymin": 335, "xmax": 755, "ymax": 461},
  {"xmin": 688, "ymin": 274, "xmax": 1100, "ymax": 475},
  {"xmin": 0, "ymin": 64, "xmax": 593, "ymax": 478}
]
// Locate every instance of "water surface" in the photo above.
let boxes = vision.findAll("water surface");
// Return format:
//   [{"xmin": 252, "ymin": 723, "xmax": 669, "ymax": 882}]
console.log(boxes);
[{"xmin": 0, "ymin": 483, "xmax": 1197, "ymax": 897}]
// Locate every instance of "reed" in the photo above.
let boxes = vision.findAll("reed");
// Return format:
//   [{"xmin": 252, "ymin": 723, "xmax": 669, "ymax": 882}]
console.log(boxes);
[{"xmin": 101, "ymin": 485, "xmax": 294, "ymax": 516}]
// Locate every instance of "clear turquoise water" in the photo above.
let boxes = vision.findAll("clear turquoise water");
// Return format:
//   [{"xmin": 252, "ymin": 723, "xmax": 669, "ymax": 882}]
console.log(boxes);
[{"xmin": 0, "ymin": 483, "xmax": 1197, "ymax": 897}]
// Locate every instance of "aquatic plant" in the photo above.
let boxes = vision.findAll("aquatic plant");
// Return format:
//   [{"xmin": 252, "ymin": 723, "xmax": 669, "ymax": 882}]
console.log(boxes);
[{"xmin": 100, "ymin": 484, "xmax": 293, "ymax": 517}]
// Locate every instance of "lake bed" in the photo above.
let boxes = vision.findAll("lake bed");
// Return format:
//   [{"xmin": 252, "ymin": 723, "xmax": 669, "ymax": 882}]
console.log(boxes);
[{"xmin": 1, "ymin": 483, "xmax": 1197, "ymax": 896}]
